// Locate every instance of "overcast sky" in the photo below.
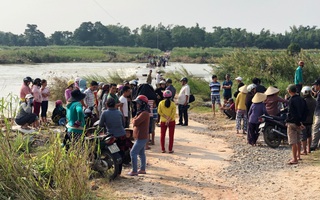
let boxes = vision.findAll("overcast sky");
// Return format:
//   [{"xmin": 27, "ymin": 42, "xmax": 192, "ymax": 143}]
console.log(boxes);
[{"xmin": 1, "ymin": 0, "xmax": 319, "ymax": 36}]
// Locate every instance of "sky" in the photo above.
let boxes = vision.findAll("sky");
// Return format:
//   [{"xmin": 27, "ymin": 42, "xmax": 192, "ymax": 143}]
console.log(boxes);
[{"xmin": 1, "ymin": 0, "xmax": 320, "ymax": 36}]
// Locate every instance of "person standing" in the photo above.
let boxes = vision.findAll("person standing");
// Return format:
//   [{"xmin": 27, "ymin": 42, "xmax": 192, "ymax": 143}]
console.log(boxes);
[
  {"xmin": 65, "ymin": 80, "xmax": 74, "ymax": 103},
  {"xmin": 234, "ymin": 76, "xmax": 244, "ymax": 98},
  {"xmin": 248, "ymin": 93, "xmax": 268, "ymax": 146},
  {"xmin": 64, "ymin": 89, "xmax": 86, "ymax": 149},
  {"xmin": 294, "ymin": 61, "xmax": 304, "ymax": 94},
  {"xmin": 128, "ymin": 95, "xmax": 150, "ymax": 176},
  {"xmin": 311, "ymin": 79, "xmax": 320, "ymax": 151},
  {"xmin": 245, "ymin": 84, "xmax": 257, "ymax": 113},
  {"xmin": 32, "ymin": 78, "xmax": 42, "ymax": 118},
  {"xmin": 209, "ymin": 75, "xmax": 221, "ymax": 116},
  {"xmin": 158, "ymin": 90, "xmax": 176, "ymax": 153},
  {"xmin": 286, "ymin": 84, "xmax": 306, "ymax": 164},
  {"xmin": 84, "ymin": 81, "xmax": 98, "ymax": 110},
  {"xmin": 40, "ymin": 79, "xmax": 50, "ymax": 124},
  {"xmin": 165, "ymin": 78, "xmax": 176, "ymax": 101},
  {"xmin": 119, "ymin": 86, "xmax": 132, "ymax": 128},
  {"xmin": 235, "ymin": 85, "xmax": 248, "ymax": 134},
  {"xmin": 156, "ymin": 70, "xmax": 161, "ymax": 88},
  {"xmin": 146, "ymin": 70, "xmax": 152, "ymax": 85},
  {"xmin": 177, "ymin": 77, "xmax": 190, "ymax": 126},
  {"xmin": 20, "ymin": 77, "xmax": 33, "ymax": 102},
  {"xmin": 301, "ymin": 86, "xmax": 316, "ymax": 154},
  {"xmin": 222, "ymin": 74, "xmax": 233, "ymax": 101}
]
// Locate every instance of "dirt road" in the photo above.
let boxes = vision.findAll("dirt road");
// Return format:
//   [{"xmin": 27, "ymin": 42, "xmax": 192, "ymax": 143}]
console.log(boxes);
[{"xmin": 93, "ymin": 116, "xmax": 320, "ymax": 200}]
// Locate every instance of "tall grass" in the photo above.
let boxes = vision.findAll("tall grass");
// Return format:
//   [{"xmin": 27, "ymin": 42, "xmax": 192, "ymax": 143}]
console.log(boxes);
[{"xmin": 0, "ymin": 97, "xmax": 104, "ymax": 199}]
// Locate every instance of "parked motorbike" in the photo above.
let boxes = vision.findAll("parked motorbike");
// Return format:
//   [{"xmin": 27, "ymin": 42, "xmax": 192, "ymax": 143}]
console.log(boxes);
[
  {"xmin": 258, "ymin": 109, "xmax": 288, "ymax": 148},
  {"xmin": 83, "ymin": 120, "xmax": 122, "ymax": 180}
]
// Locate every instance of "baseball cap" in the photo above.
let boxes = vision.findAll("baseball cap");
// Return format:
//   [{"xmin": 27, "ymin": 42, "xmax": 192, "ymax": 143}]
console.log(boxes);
[
  {"xmin": 235, "ymin": 77, "xmax": 242, "ymax": 81},
  {"xmin": 312, "ymin": 78, "xmax": 320, "ymax": 85}
]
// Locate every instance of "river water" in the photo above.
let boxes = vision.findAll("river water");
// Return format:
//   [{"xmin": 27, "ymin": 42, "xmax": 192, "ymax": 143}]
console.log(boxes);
[{"xmin": 0, "ymin": 62, "xmax": 213, "ymax": 98}]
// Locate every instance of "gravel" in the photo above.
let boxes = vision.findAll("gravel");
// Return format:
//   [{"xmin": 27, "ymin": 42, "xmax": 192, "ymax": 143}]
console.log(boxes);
[{"xmin": 189, "ymin": 113, "xmax": 297, "ymax": 183}]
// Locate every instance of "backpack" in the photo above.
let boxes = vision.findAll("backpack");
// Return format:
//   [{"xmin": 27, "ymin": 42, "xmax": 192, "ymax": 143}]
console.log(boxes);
[{"xmin": 189, "ymin": 94, "xmax": 195, "ymax": 103}]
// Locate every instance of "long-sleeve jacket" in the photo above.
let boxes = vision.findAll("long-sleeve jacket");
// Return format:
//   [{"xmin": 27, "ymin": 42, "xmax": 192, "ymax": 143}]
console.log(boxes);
[
  {"xmin": 132, "ymin": 111, "xmax": 150, "ymax": 140},
  {"xmin": 286, "ymin": 95, "xmax": 305, "ymax": 126},
  {"xmin": 235, "ymin": 92, "xmax": 247, "ymax": 110},
  {"xmin": 158, "ymin": 100, "xmax": 176, "ymax": 123}
]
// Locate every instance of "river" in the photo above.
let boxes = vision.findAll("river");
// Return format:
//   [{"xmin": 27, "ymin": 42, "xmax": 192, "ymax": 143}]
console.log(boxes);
[{"xmin": 0, "ymin": 62, "xmax": 213, "ymax": 98}]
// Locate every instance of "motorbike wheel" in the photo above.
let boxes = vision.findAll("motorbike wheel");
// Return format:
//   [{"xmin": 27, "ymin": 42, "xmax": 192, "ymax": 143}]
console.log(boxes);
[
  {"xmin": 99, "ymin": 152, "xmax": 119, "ymax": 180},
  {"xmin": 263, "ymin": 126, "xmax": 281, "ymax": 148}
]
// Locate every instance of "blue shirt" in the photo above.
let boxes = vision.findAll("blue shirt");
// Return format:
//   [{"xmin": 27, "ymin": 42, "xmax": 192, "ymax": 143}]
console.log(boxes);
[
  {"xmin": 209, "ymin": 81, "xmax": 220, "ymax": 96},
  {"xmin": 295, "ymin": 66, "xmax": 303, "ymax": 84},
  {"xmin": 99, "ymin": 108, "xmax": 125, "ymax": 137},
  {"xmin": 248, "ymin": 102, "xmax": 268, "ymax": 124},
  {"xmin": 223, "ymin": 80, "xmax": 233, "ymax": 97}
]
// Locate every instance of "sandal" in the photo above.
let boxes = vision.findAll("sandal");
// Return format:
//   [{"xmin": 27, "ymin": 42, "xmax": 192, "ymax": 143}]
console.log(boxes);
[
  {"xmin": 127, "ymin": 171, "xmax": 138, "ymax": 176},
  {"xmin": 287, "ymin": 160, "xmax": 298, "ymax": 165},
  {"xmin": 138, "ymin": 170, "xmax": 146, "ymax": 174},
  {"xmin": 162, "ymin": 150, "xmax": 166, "ymax": 153},
  {"xmin": 169, "ymin": 150, "xmax": 174, "ymax": 153},
  {"xmin": 300, "ymin": 152, "xmax": 307, "ymax": 155}
]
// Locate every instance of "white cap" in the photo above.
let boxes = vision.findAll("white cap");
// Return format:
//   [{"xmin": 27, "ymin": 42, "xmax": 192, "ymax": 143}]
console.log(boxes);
[{"xmin": 235, "ymin": 76, "xmax": 242, "ymax": 81}]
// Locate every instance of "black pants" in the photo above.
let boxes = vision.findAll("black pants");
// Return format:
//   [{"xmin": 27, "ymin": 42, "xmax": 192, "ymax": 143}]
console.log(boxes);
[
  {"xmin": 178, "ymin": 104, "xmax": 189, "ymax": 125},
  {"xmin": 248, "ymin": 123, "xmax": 260, "ymax": 145},
  {"xmin": 224, "ymin": 110, "xmax": 236, "ymax": 119}
]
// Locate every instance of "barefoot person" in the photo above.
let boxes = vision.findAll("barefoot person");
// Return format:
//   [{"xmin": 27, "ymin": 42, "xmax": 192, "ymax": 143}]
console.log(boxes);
[
  {"xmin": 15, "ymin": 94, "xmax": 39, "ymax": 129},
  {"xmin": 158, "ymin": 90, "xmax": 176, "ymax": 153},
  {"xmin": 128, "ymin": 95, "xmax": 150, "ymax": 176},
  {"xmin": 209, "ymin": 75, "xmax": 221, "ymax": 116},
  {"xmin": 286, "ymin": 84, "xmax": 306, "ymax": 165}
]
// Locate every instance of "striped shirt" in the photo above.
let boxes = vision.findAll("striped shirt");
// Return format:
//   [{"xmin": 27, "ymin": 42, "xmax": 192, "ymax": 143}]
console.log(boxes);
[
  {"xmin": 84, "ymin": 88, "xmax": 95, "ymax": 107},
  {"xmin": 209, "ymin": 81, "xmax": 221, "ymax": 96}
]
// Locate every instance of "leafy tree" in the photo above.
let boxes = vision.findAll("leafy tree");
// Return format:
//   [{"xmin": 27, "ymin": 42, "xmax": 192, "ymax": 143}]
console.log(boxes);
[
  {"xmin": 287, "ymin": 43, "xmax": 301, "ymax": 56},
  {"xmin": 24, "ymin": 24, "xmax": 47, "ymax": 46}
]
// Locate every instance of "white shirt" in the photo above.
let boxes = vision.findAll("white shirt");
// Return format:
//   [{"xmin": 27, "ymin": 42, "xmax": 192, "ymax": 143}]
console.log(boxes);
[
  {"xmin": 156, "ymin": 73, "xmax": 161, "ymax": 84},
  {"xmin": 178, "ymin": 84, "xmax": 190, "ymax": 105},
  {"xmin": 84, "ymin": 89, "xmax": 95, "ymax": 107},
  {"xmin": 119, "ymin": 95, "xmax": 128, "ymax": 117}
]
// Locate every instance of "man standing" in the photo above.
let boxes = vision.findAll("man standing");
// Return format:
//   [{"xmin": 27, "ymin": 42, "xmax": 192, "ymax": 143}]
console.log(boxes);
[
  {"xmin": 295, "ymin": 61, "xmax": 304, "ymax": 94},
  {"xmin": 146, "ymin": 70, "xmax": 152, "ymax": 85},
  {"xmin": 84, "ymin": 81, "xmax": 98, "ymax": 110},
  {"xmin": 177, "ymin": 77, "xmax": 190, "ymax": 126},
  {"xmin": 311, "ymin": 79, "xmax": 320, "ymax": 151},
  {"xmin": 209, "ymin": 75, "xmax": 221, "ymax": 116},
  {"xmin": 234, "ymin": 76, "xmax": 244, "ymax": 98},
  {"xmin": 156, "ymin": 70, "xmax": 161, "ymax": 88},
  {"xmin": 107, "ymin": 83, "xmax": 121, "ymax": 108},
  {"xmin": 166, "ymin": 78, "xmax": 176, "ymax": 101},
  {"xmin": 119, "ymin": 86, "xmax": 132, "ymax": 128},
  {"xmin": 286, "ymin": 84, "xmax": 305, "ymax": 165},
  {"xmin": 222, "ymin": 74, "xmax": 233, "ymax": 101}
]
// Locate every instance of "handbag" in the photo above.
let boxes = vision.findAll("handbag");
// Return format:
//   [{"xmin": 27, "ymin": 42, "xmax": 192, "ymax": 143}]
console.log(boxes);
[{"xmin": 189, "ymin": 94, "xmax": 195, "ymax": 103}]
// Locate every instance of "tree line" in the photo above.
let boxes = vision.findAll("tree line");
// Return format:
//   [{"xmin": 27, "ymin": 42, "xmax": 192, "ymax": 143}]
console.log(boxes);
[{"xmin": 0, "ymin": 22, "xmax": 320, "ymax": 50}]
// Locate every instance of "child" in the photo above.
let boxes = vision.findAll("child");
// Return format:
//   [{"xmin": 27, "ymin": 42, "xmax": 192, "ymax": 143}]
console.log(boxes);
[
  {"xmin": 122, "ymin": 128, "xmax": 134, "ymax": 165},
  {"xmin": 41, "ymin": 79, "xmax": 50, "ymax": 124},
  {"xmin": 248, "ymin": 93, "xmax": 268, "ymax": 145},
  {"xmin": 235, "ymin": 85, "xmax": 248, "ymax": 134},
  {"xmin": 209, "ymin": 75, "xmax": 221, "ymax": 116},
  {"xmin": 147, "ymin": 99, "xmax": 157, "ymax": 149},
  {"xmin": 52, "ymin": 100, "xmax": 66, "ymax": 126}
]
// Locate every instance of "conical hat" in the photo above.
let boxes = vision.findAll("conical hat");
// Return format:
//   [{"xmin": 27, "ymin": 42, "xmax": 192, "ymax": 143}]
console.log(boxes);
[
  {"xmin": 252, "ymin": 92, "xmax": 267, "ymax": 103},
  {"xmin": 265, "ymin": 86, "xmax": 280, "ymax": 95},
  {"xmin": 238, "ymin": 85, "xmax": 248, "ymax": 94}
]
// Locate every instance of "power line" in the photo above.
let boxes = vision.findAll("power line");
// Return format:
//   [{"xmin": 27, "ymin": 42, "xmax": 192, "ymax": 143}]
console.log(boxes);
[{"xmin": 91, "ymin": 0, "xmax": 119, "ymax": 23}]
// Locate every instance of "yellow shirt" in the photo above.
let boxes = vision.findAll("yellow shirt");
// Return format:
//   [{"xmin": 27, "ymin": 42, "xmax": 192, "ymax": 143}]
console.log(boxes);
[
  {"xmin": 235, "ymin": 92, "xmax": 247, "ymax": 110},
  {"xmin": 158, "ymin": 99, "xmax": 176, "ymax": 122}
]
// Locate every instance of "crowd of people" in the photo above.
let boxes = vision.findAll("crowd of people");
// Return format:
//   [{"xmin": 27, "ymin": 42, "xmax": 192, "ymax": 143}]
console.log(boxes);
[
  {"xmin": 210, "ymin": 60, "xmax": 320, "ymax": 165},
  {"xmin": 16, "ymin": 72, "xmax": 192, "ymax": 176}
]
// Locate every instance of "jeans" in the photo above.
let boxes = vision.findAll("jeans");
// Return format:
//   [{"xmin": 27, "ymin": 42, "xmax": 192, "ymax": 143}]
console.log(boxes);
[
  {"xmin": 178, "ymin": 104, "xmax": 189, "ymax": 125},
  {"xmin": 160, "ymin": 121, "xmax": 175, "ymax": 151},
  {"xmin": 130, "ymin": 139, "xmax": 148, "ymax": 173}
]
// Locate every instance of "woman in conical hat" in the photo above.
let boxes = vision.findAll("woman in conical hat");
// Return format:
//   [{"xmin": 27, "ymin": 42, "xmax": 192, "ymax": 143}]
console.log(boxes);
[
  {"xmin": 248, "ymin": 93, "xmax": 268, "ymax": 146},
  {"xmin": 235, "ymin": 85, "xmax": 248, "ymax": 134},
  {"xmin": 264, "ymin": 86, "xmax": 288, "ymax": 116}
]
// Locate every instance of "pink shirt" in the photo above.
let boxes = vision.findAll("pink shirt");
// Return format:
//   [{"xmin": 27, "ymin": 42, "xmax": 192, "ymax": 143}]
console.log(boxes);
[
  {"xmin": 32, "ymin": 85, "xmax": 42, "ymax": 103},
  {"xmin": 41, "ymin": 87, "xmax": 50, "ymax": 101},
  {"xmin": 65, "ymin": 88, "xmax": 72, "ymax": 103},
  {"xmin": 20, "ymin": 84, "xmax": 32, "ymax": 100}
]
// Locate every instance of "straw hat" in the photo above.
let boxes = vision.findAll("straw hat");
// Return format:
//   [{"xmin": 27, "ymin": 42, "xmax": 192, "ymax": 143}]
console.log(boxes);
[
  {"xmin": 238, "ymin": 85, "xmax": 248, "ymax": 94},
  {"xmin": 265, "ymin": 86, "xmax": 280, "ymax": 96},
  {"xmin": 252, "ymin": 92, "xmax": 267, "ymax": 103}
]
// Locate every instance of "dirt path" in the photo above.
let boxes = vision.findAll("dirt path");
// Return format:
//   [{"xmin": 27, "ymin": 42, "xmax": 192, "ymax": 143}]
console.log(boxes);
[{"xmin": 93, "ymin": 116, "xmax": 320, "ymax": 200}]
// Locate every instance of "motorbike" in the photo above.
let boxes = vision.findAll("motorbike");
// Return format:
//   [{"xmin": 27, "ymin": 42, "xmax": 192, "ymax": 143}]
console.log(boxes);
[
  {"xmin": 85, "ymin": 120, "xmax": 123, "ymax": 180},
  {"xmin": 258, "ymin": 109, "xmax": 288, "ymax": 148}
]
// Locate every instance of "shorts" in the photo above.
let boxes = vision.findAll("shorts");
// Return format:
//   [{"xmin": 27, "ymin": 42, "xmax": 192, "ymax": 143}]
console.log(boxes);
[
  {"xmin": 287, "ymin": 123, "xmax": 301, "ymax": 145},
  {"xmin": 301, "ymin": 125, "xmax": 312, "ymax": 141},
  {"xmin": 211, "ymin": 95, "xmax": 221, "ymax": 104}
]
